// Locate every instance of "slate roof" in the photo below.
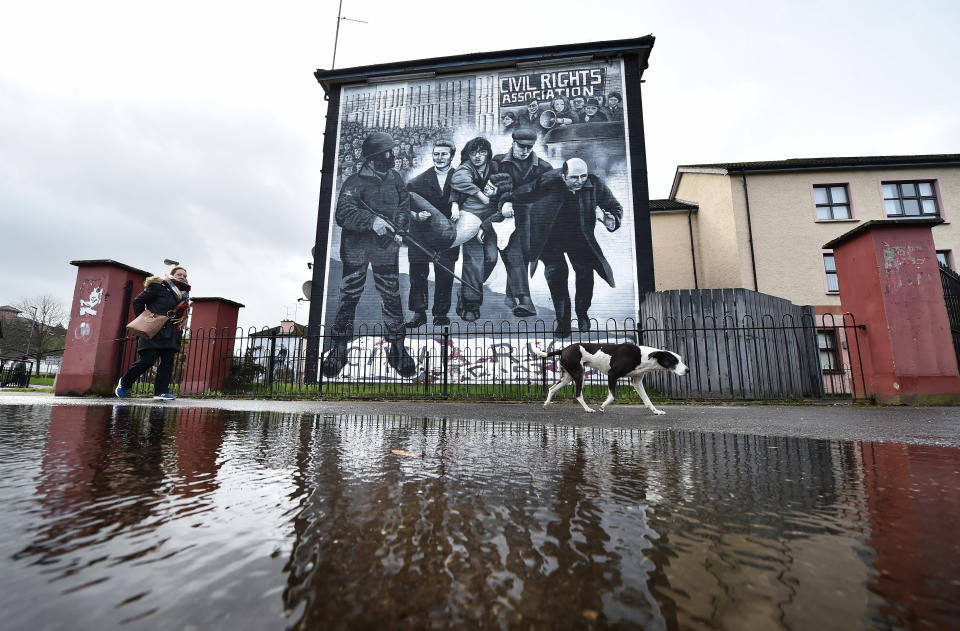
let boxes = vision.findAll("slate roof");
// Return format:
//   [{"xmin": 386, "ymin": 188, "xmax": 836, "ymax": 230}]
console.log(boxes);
[
  {"xmin": 679, "ymin": 154, "xmax": 960, "ymax": 172},
  {"xmin": 670, "ymin": 154, "xmax": 960, "ymax": 198},
  {"xmin": 314, "ymin": 35, "xmax": 655, "ymax": 93}
]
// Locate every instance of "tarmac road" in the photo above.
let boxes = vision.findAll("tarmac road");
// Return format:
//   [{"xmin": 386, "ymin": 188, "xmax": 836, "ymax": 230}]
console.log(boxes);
[{"xmin": 2, "ymin": 391, "xmax": 958, "ymax": 447}]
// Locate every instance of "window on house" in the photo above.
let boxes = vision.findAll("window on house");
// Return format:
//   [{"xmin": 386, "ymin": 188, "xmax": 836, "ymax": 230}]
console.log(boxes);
[
  {"xmin": 823, "ymin": 253, "xmax": 839, "ymax": 293},
  {"xmin": 882, "ymin": 181, "xmax": 940, "ymax": 218},
  {"xmin": 938, "ymin": 250, "xmax": 953, "ymax": 270},
  {"xmin": 813, "ymin": 184, "xmax": 851, "ymax": 220},
  {"xmin": 817, "ymin": 329, "xmax": 840, "ymax": 372}
]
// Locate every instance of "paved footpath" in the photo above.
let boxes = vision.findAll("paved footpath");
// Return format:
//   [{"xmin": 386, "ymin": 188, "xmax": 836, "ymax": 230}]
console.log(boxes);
[{"xmin": 2, "ymin": 391, "xmax": 958, "ymax": 448}]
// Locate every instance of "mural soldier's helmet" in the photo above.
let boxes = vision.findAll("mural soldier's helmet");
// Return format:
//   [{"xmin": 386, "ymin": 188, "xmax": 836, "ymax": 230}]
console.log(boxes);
[
  {"xmin": 360, "ymin": 131, "xmax": 396, "ymax": 172},
  {"xmin": 360, "ymin": 132, "xmax": 396, "ymax": 162}
]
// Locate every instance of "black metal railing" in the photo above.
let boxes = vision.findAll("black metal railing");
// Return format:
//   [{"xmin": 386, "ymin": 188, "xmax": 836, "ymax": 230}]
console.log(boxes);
[
  {"xmin": 0, "ymin": 359, "xmax": 34, "ymax": 388},
  {"xmin": 940, "ymin": 262, "xmax": 960, "ymax": 372},
  {"xmin": 116, "ymin": 314, "xmax": 869, "ymax": 402}
]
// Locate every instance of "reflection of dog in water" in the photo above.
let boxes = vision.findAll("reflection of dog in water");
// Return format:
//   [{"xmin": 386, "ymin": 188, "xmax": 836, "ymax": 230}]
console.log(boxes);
[{"xmin": 532, "ymin": 342, "xmax": 689, "ymax": 414}]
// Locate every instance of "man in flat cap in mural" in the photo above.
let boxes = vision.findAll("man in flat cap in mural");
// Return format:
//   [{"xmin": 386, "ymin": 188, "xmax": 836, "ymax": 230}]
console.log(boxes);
[
  {"xmin": 492, "ymin": 128, "xmax": 553, "ymax": 317},
  {"xmin": 523, "ymin": 157, "xmax": 622, "ymax": 338},
  {"xmin": 322, "ymin": 131, "xmax": 417, "ymax": 378}
]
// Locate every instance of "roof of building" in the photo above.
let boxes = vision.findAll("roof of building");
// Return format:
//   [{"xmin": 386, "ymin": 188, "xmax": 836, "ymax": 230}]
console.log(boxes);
[
  {"xmin": 250, "ymin": 322, "xmax": 308, "ymax": 337},
  {"xmin": 670, "ymin": 153, "xmax": 960, "ymax": 198},
  {"xmin": 0, "ymin": 305, "xmax": 20, "ymax": 313},
  {"xmin": 649, "ymin": 199, "xmax": 698, "ymax": 212},
  {"xmin": 314, "ymin": 35, "xmax": 655, "ymax": 93}
]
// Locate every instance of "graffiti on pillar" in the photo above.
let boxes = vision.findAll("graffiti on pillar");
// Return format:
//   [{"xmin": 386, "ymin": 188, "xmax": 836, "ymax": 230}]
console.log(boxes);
[
  {"xmin": 316, "ymin": 57, "xmax": 644, "ymax": 382},
  {"xmin": 882, "ymin": 243, "xmax": 931, "ymax": 288},
  {"xmin": 73, "ymin": 279, "xmax": 103, "ymax": 342},
  {"xmin": 79, "ymin": 286, "xmax": 103, "ymax": 316}
]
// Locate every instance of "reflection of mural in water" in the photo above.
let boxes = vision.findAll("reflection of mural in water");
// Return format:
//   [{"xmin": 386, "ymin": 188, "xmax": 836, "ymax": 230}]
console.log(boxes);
[
  {"xmin": 320, "ymin": 59, "xmax": 639, "ymax": 381},
  {"xmin": 3, "ymin": 408, "xmax": 959, "ymax": 628}
]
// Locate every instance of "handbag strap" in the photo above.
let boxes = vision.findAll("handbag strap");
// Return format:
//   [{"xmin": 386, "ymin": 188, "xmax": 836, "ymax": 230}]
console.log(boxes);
[{"xmin": 165, "ymin": 279, "xmax": 183, "ymax": 300}]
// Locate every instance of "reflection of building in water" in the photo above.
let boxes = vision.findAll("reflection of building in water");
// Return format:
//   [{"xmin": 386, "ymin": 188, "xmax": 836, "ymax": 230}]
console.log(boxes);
[
  {"xmin": 641, "ymin": 432, "xmax": 872, "ymax": 629},
  {"xmin": 173, "ymin": 407, "xmax": 225, "ymax": 499},
  {"xmin": 25, "ymin": 406, "xmax": 227, "ymax": 562},
  {"xmin": 861, "ymin": 442, "xmax": 960, "ymax": 628}
]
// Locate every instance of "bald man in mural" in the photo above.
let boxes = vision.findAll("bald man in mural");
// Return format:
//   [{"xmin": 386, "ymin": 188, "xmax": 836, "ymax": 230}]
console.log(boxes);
[{"xmin": 524, "ymin": 157, "xmax": 622, "ymax": 338}]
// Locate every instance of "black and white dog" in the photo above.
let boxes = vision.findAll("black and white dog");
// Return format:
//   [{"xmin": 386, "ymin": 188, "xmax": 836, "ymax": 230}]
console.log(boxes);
[{"xmin": 531, "ymin": 342, "xmax": 689, "ymax": 414}]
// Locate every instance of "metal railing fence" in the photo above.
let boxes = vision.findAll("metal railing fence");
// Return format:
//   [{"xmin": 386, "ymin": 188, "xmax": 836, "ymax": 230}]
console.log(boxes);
[
  {"xmin": 116, "ymin": 314, "xmax": 869, "ymax": 403},
  {"xmin": 940, "ymin": 262, "xmax": 960, "ymax": 371},
  {"xmin": 0, "ymin": 360, "xmax": 34, "ymax": 388}
]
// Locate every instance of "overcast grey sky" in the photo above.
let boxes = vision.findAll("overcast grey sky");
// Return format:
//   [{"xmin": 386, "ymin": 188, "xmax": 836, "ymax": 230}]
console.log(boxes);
[{"xmin": 2, "ymin": 0, "xmax": 958, "ymax": 328}]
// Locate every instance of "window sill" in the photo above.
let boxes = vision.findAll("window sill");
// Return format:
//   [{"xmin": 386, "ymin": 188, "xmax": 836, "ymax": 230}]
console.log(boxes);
[
  {"xmin": 815, "ymin": 218, "xmax": 858, "ymax": 223},
  {"xmin": 884, "ymin": 215, "xmax": 943, "ymax": 221}
]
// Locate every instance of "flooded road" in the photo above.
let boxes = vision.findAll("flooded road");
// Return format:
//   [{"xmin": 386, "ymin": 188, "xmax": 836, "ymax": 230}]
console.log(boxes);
[{"xmin": 1, "ymin": 403, "xmax": 958, "ymax": 630}]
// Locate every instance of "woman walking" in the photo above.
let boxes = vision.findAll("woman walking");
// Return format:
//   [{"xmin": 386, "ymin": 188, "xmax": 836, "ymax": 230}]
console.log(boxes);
[{"xmin": 115, "ymin": 266, "xmax": 191, "ymax": 400}]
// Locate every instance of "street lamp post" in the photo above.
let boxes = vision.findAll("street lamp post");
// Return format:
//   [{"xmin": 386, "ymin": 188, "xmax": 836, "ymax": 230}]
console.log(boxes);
[{"xmin": 23, "ymin": 306, "xmax": 38, "ymax": 359}]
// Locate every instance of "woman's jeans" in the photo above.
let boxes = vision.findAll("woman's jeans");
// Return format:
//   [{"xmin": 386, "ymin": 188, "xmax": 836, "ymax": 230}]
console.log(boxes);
[{"xmin": 120, "ymin": 348, "xmax": 177, "ymax": 395}]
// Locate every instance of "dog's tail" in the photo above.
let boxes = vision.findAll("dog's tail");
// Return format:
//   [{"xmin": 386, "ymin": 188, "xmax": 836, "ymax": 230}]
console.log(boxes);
[{"xmin": 530, "ymin": 344, "xmax": 563, "ymax": 359}]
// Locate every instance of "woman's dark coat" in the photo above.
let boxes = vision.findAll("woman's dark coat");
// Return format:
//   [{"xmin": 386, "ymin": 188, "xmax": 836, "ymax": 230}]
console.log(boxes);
[{"xmin": 132, "ymin": 279, "xmax": 185, "ymax": 351}]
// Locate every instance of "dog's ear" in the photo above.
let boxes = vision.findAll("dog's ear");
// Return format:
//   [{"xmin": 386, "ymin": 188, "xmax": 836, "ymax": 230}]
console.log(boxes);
[{"xmin": 649, "ymin": 350, "xmax": 679, "ymax": 370}]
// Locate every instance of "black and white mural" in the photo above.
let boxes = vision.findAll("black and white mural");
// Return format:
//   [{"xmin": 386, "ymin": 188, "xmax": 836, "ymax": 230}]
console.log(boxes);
[{"xmin": 318, "ymin": 59, "xmax": 640, "ymax": 379}]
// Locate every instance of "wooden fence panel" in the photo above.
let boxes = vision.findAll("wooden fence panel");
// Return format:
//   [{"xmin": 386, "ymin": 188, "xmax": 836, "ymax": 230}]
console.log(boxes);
[{"xmin": 640, "ymin": 289, "xmax": 822, "ymax": 400}]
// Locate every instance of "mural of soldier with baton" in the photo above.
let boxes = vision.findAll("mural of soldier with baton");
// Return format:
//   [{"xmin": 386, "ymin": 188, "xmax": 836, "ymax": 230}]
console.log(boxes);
[{"xmin": 322, "ymin": 131, "xmax": 417, "ymax": 378}]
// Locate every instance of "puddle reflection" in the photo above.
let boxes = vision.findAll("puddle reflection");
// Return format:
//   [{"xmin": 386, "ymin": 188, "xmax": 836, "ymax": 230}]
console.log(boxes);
[{"xmin": 0, "ymin": 404, "xmax": 957, "ymax": 630}]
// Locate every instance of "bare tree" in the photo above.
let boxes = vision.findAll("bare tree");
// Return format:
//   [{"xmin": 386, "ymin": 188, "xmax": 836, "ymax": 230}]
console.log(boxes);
[{"xmin": 15, "ymin": 295, "xmax": 67, "ymax": 376}]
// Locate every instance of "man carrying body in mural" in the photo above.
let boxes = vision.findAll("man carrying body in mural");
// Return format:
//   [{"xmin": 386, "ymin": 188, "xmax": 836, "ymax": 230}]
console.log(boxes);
[
  {"xmin": 492, "ymin": 128, "xmax": 553, "ymax": 317},
  {"xmin": 321, "ymin": 131, "xmax": 417, "ymax": 378},
  {"xmin": 404, "ymin": 139, "xmax": 459, "ymax": 328},
  {"xmin": 449, "ymin": 137, "xmax": 512, "ymax": 322},
  {"xmin": 523, "ymin": 157, "xmax": 622, "ymax": 338}
]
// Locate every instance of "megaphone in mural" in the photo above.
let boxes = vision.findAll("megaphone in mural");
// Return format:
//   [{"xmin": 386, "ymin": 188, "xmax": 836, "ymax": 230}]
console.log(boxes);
[{"xmin": 539, "ymin": 110, "xmax": 557, "ymax": 129}]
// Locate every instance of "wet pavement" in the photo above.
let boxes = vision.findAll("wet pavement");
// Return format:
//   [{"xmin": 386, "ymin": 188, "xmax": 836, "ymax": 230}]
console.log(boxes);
[{"xmin": 1, "ymin": 396, "xmax": 959, "ymax": 629}]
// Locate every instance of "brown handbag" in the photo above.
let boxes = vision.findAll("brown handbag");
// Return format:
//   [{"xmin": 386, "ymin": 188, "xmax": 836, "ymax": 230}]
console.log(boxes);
[{"xmin": 126, "ymin": 310, "xmax": 170, "ymax": 339}]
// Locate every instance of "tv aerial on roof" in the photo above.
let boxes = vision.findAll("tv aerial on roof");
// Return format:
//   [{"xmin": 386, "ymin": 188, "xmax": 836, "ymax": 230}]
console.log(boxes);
[{"xmin": 331, "ymin": 0, "xmax": 367, "ymax": 70}]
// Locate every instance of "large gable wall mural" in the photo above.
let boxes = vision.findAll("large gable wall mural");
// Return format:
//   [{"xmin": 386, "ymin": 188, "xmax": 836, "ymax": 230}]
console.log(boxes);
[{"xmin": 308, "ymin": 37, "xmax": 655, "ymax": 382}]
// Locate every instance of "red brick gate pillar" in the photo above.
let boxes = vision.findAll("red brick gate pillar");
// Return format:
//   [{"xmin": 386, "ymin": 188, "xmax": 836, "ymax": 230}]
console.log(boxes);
[
  {"xmin": 180, "ymin": 297, "xmax": 244, "ymax": 395},
  {"xmin": 825, "ymin": 218, "xmax": 960, "ymax": 404},
  {"xmin": 56, "ymin": 260, "xmax": 152, "ymax": 396}
]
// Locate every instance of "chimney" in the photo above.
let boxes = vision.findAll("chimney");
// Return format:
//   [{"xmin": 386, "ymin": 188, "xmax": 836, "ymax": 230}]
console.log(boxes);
[{"xmin": 280, "ymin": 319, "xmax": 295, "ymax": 334}]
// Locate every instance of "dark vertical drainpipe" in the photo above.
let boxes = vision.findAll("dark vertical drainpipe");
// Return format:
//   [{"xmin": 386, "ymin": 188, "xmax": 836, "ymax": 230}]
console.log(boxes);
[
  {"xmin": 740, "ymin": 172, "xmax": 759, "ymax": 291},
  {"xmin": 687, "ymin": 208, "xmax": 699, "ymax": 289}
]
